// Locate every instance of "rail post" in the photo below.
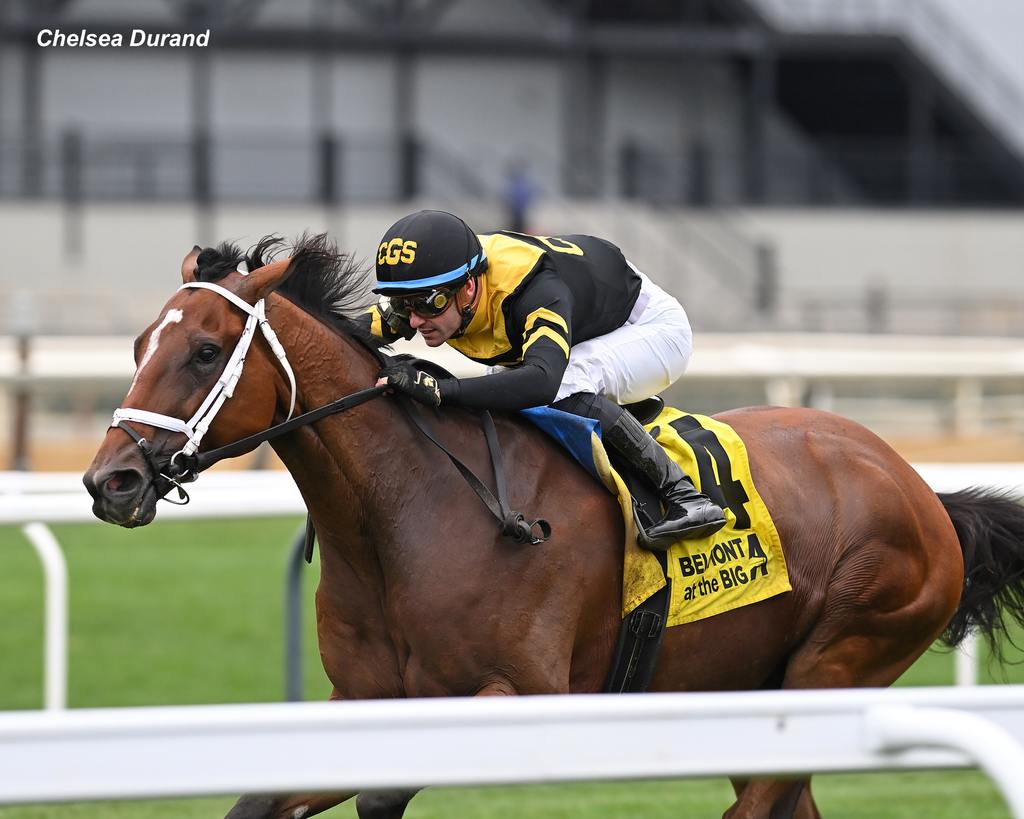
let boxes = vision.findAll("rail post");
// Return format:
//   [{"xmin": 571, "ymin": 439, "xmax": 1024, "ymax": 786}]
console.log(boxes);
[
  {"xmin": 284, "ymin": 525, "xmax": 307, "ymax": 702},
  {"xmin": 21, "ymin": 522, "xmax": 68, "ymax": 710}
]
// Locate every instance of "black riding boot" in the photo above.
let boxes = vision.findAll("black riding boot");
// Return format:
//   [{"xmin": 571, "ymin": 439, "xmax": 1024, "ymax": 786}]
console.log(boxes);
[
  {"xmin": 552, "ymin": 392, "xmax": 727, "ymax": 549},
  {"xmin": 604, "ymin": 410, "xmax": 727, "ymax": 548}
]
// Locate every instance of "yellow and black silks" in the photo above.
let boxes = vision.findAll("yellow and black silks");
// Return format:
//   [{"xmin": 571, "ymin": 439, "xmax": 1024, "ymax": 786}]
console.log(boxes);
[{"xmin": 588, "ymin": 407, "xmax": 791, "ymax": 627}]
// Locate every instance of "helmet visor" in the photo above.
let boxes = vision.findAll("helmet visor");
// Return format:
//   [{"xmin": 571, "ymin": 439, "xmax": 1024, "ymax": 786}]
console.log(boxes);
[{"xmin": 388, "ymin": 287, "xmax": 457, "ymax": 319}]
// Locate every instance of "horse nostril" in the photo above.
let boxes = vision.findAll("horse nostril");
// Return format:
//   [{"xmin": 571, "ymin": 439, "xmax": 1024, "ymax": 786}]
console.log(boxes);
[{"xmin": 103, "ymin": 469, "xmax": 143, "ymax": 497}]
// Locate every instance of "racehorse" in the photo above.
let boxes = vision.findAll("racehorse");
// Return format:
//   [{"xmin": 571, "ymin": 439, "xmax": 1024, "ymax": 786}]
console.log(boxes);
[{"xmin": 83, "ymin": 234, "xmax": 1024, "ymax": 819}]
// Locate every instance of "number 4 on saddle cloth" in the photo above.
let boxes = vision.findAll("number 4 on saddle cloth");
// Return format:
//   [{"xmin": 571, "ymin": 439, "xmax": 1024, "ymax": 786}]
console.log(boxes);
[{"xmin": 522, "ymin": 404, "xmax": 791, "ymax": 629}]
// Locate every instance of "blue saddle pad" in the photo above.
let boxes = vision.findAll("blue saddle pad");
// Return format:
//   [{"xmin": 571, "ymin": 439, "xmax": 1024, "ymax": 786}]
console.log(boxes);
[{"xmin": 520, "ymin": 406, "xmax": 602, "ymax": 481}]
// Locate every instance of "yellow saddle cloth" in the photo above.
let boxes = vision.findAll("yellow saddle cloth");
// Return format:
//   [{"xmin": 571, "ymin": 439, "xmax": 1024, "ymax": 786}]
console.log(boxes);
[{"xmin": 594, "ymin": 407, "xmax": 791, "ymax": 627}]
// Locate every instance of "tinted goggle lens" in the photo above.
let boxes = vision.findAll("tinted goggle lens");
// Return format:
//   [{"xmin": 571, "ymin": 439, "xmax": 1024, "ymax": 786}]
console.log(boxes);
[{"xmin": 390, "ymin": 288, "xmax": 455, "ymax": 318}]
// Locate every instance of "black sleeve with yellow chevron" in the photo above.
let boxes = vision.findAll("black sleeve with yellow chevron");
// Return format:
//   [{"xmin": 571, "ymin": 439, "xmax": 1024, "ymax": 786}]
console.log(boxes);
[
  {"xmin": 437, "ymin": 336, "xmax": 569, "ymax": 410},
  {"xmin": 432, "ymin": 273, "xmax": 574, "ymax": 410},
  {"xmin": 521, "ymin": 306, "xmax": 571, "ymax": 361},
  {"xmin": 503, "ymin": 266, "xmax": 573, "ymax": 361}
]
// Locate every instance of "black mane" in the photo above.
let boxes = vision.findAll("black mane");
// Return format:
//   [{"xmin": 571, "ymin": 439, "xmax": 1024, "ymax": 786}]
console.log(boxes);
[{"xmin": 194, "ymin": 233, "xmax": 386, "ymax": 350}]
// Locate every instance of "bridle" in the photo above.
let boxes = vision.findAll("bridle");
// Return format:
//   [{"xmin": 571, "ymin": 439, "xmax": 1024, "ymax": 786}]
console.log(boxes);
[
  {"xmin": 110, "ymin": 280, "xmax": 298, "ymax": 502},
  {"xmin": 107, "ymin": 277, "xmax": 549, "ymax": 544}
]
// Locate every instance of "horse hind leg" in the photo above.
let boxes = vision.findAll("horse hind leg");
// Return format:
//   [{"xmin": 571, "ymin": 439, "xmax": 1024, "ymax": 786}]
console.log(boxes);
[
  {"xmin": 725, "ymin": 529, "xmax": 961, "ymax": 819},
  {"xmin": 723, "ymin": 613, "xmax": 931, "ymax": 819}
]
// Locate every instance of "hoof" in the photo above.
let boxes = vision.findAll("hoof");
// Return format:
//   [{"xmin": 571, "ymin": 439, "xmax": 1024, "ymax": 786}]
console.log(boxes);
[
  {"xmin": 356, "ymin": 789, "xmax": 418, "ymax": 819},
  {"xmin": 224, "ymin": 794, "xmax": 285, "ymax": 819}
]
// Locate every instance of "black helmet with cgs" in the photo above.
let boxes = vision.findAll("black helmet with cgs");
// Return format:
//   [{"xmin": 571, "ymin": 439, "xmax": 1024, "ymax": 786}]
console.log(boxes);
[{"xmin": 373, "ymin": 210, "xmax": 487, "ymax": 296}]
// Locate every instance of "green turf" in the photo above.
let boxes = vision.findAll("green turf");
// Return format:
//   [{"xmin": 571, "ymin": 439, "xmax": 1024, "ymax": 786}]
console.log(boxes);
[
  {"xmin": 0, "ymin": 518, "xmax": 329, "ymax": 710},
  {"xmin": 0, "ymin": 518, "xmax": 1021, "ymax": 818},
  {"xmin": 0, "ymin": 774, "xmax": 1010, "ymax": 819}
]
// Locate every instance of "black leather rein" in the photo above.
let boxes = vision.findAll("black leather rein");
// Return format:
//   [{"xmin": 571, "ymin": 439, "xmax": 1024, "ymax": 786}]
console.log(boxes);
[
  {"xmin": 172, "ymin": 385, "xmax": 388, "ymax": 478},
  {"xmin": 158, "ymin": 385, "xmax": 550, "ymax": 547}
]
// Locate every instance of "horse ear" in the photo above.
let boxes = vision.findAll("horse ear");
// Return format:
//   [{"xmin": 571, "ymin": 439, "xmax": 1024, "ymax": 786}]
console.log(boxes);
[
  {"xmin": 236, "ymin": 257, "xmax": 294, "ymax": 303},
  {"xmin": 181, "ymin": 245, "xmax": 201, "ymax": 283}
]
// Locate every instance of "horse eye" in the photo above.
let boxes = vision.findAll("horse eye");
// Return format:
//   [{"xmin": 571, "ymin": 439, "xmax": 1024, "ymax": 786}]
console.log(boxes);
[{"xmin": 194, "ymin": 344, "xmax": 220, "ymax": 365}]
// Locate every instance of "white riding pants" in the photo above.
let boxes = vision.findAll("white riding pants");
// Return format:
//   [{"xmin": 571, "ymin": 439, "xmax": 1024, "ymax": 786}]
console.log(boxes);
[
  {"xmin": 552, "ymin": 264, "xmax": 692, "ymax": 403},
  {"xmin": 488, "ymin": 263, "xmax": 692, "ymax": 404}
]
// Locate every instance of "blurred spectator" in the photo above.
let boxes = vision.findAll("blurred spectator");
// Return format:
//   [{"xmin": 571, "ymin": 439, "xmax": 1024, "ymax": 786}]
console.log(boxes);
[{"xmin": 503, "ymin": 159, "xmax": 538, "ymax": 233}]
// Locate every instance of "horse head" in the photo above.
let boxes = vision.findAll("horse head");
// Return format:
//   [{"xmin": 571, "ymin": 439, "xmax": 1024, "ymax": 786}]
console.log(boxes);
[{"xmin": 83, "ymin": 243, "xmax": 296, "ymax": 527}]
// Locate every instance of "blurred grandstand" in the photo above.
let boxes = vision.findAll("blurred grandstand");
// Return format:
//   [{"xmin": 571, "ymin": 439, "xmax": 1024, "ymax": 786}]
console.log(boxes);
[{"xmin": 0, "ymin": 0, "xmax": 1022, "ymax": 465}]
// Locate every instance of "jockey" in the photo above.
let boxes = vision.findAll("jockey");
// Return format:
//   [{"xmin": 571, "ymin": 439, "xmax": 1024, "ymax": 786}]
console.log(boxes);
[{"xmin": 364, "ymin": 209, "xmax": 725, "ymax": 547}]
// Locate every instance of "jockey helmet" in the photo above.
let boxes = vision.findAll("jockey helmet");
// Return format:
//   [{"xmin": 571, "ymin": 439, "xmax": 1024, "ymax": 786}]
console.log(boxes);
[{"xmin": 373, "ymin": 210, "xmax": 487, "ymax": 296}]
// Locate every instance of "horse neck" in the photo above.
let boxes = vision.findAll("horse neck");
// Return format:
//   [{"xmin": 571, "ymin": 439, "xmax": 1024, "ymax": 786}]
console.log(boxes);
[{"xmin": 261, "ymin": 296, "xmax": 415, "ymax": 584}]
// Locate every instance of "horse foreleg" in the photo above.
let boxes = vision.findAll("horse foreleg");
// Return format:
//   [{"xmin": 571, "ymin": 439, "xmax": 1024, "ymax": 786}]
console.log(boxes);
[
  {"xmin": 223, "ymin": 687, "xmax": 363, "ymax": 819},
  {"xmin": 355, "ymin": 789, "xmax": 420, "ymax": 818},
  {"xmin": 224, "ymin": 791, "xmax": 356, "ymax": 819},
  {"xmin": 352, "ymin": 681, "xmax": 519, "ymax": 819},
  {"xmin": 725, "ymin": 779, "xmax": 820, "ymax": 819}
]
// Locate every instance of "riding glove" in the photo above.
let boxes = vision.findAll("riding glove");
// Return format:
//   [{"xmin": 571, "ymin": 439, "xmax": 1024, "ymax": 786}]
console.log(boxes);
[{"xmin": 378, "ymin": 363, "xmax": 442, "ymax": 407}]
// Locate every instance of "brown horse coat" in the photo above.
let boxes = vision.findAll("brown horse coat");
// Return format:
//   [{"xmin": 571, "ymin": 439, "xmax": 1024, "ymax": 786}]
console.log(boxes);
[{"xmin": 84, "ymin": 237, "xmax": 1024, "ymax": 819}]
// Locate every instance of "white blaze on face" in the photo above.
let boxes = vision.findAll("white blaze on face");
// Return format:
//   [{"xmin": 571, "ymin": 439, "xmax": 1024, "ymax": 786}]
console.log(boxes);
[{"xmin": 126, "ymin": 308, "xmax": 184, "ymax": 398}]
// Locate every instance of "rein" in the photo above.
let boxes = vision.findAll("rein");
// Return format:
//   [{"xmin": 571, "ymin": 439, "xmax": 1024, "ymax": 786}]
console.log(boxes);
[
  {"xmin": 175, "ymin": 384, "xmax": 549, "ymax": 546},
  {"xmin": 111, "ymin": 281, "xmax": 550, "ymax": 546},
  {"xmin": 174, "ymin": 385, "xmax": 387, "ymax": 477}
]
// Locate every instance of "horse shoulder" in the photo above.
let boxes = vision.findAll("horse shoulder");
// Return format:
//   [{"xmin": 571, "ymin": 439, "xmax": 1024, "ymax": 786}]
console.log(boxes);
[
  {"xmin": 493, "ymin": 414, "xmax": 625, "ymax": 690},
  {"xmin": 387, "ymin": 413, "xmax": 624, "ymax": 695}
]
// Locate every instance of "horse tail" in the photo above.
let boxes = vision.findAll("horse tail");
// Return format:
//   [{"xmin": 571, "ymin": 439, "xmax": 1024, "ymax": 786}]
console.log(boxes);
[{"xmin": 939, "ymin": 487, "xmax": 1024, "ymax": 653}]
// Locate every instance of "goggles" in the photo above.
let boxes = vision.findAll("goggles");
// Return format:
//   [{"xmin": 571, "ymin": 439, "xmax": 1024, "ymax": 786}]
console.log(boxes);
[{"xmin": 388, "ymin": 287, "xmax": 458, "ymax": 319}]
